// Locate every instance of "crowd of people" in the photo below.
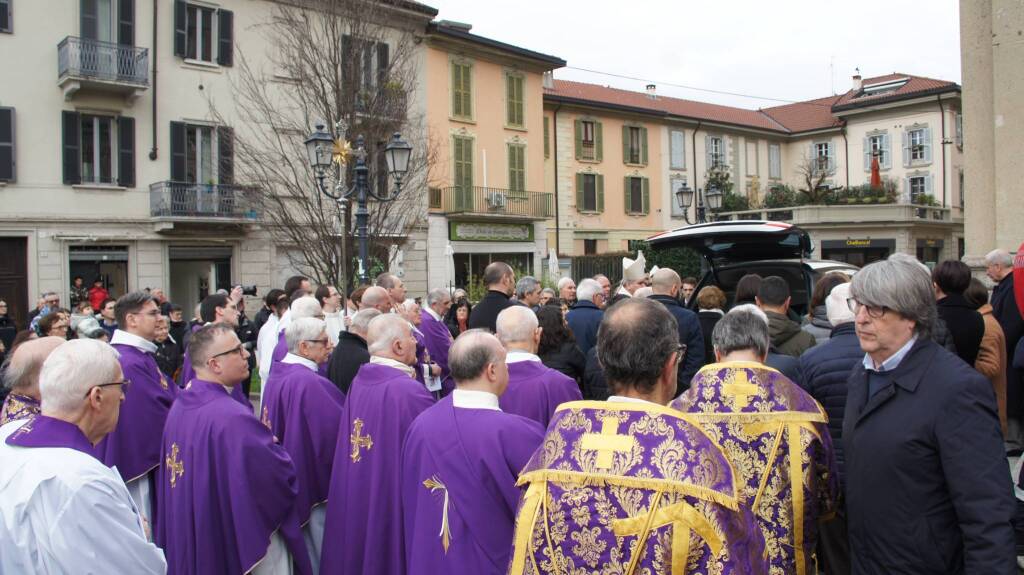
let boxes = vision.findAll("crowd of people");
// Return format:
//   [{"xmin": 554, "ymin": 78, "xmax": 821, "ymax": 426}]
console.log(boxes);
[{"xmin": 0, "ymin": 248, "xmax": 1022, "ymax": 574}]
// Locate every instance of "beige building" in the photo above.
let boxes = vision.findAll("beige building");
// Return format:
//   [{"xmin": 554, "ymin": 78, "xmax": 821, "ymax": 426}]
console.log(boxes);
[
  {"xmin": 544, "ymin": 73, "xmax": 963, "ymax": 269},
  {"xmin": 959, "ymin": 0, "xmax": 1024, "ymax": 267}
]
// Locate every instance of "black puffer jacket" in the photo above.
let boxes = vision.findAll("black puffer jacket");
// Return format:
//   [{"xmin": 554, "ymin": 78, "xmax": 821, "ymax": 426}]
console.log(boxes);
[{"xmin": 798, "ymin": 321, "xmax": 862, "ymax": 488}]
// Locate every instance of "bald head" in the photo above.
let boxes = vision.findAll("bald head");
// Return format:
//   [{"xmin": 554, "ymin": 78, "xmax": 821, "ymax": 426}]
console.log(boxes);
[
  {"xmin": 366, "ymin": 313, "xmax": 416, "ymax": 365},
  {"xmin": 4, "ymin": 336, "xmax": 66, "ymax": 398},
  {"xmin": 360, "ymin": 286, "xmax": 392, "ymax": 313},
  {"xmin": 496, "ymin": 305, "xmax": 540, "ymax": 353},
  {"xmin": 448, "ymin": 330, "xmax": 507, "ymax": 394},
  {"xmin": 651, "ymin": 268, "xmax": 681, "ymax": 295}
]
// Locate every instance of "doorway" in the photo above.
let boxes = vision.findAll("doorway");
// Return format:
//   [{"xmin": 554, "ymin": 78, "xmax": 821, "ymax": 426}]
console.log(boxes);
[
  {"xmin": 69, "ymin": 245, "xmax": 129, "ymax": 301},
  {"xmin": 0, "ymin": 237, "xmax": 28, "ymax": 332},
  {"xmin": 169, "ymin": 246, "xmax": 232, "ymax": 311}
]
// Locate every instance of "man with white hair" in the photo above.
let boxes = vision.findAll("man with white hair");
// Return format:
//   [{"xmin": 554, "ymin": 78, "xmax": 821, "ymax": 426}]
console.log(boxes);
[
  {"xmin": 320, "ymin": 314, "xmax": 434, "ymax": 575},
  {"xmin": 514, "ymin": 276, "xmax": 543, "ymax": 310},
  {"xmin": 399, "ymin": 299, "xmax": 442, "ymax": 391},
  {"xmin": 987, "ymin": 248, "xmax": 1024, "ymax": 448},
  {"xmin": 266, "ymin": 295, "xmax": 327, "ymax": 383},
  {"xmin": 592, "ymin": 274, "xmax": 612, "ymax": 300},
  {"xmin": 157, "ymin": 323, "xmax": 311, "ymax": 574},
  {"xmin": 327, "ymin": 308, "xmax": 380, "ymax": 394},
  {"xmin": 671, "ymin": 306, "xmax": 837, "ymax": 574},
  {"xmin": 0, "ymin": 336, "xmax": 65, "ymax": 425},
  {"xmin": 421, "ymin": 288, "xmax": 455, "ymax": 395},
  {"xmin": 557, "ymin": 276, "xmax": 577, "ymax": 306},
  {"xmin": 0, "ymin": 339, "xmax": 166, "ymax": 573},
  {"xmin": 261, "ymin": 317, "xmax": 344, "ymax": 572},
  {"xmin": 566, "ymin": 278, "xmax": 604, "ymax": 356},
  {"xmin": 495, "ymin": 306, "xmax": 581, "ymax": 427}
]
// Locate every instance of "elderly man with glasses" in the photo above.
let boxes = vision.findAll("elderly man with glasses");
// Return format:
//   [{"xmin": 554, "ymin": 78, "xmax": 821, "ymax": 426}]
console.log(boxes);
[
  {"xmin": 842, "ymin": 257, "xmax": 1014, "ymax": 573},
  {"xmin": 0, "ymin": 339, "xmax": 166, "ymax": 573},
  {"xmin": 95, "ymin": 291, "xmax": 178, "ymax": 532}
]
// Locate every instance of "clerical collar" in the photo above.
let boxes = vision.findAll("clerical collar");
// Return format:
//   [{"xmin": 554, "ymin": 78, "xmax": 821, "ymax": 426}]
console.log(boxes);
[
  {"xmin": 607, "ymin": 395, "xmax": 661, "ymax": 406},
  {"xmin": 506, "ymin": 350, "xmax": 541, "ymax": 364},
  {"xmin": 282, "ymin": 353, "xmax": 318, "ymax": 372},
  {"xmin": 452, "ymin": 389, "xmax": 501, "ymax": 411},
  {"xmin": 369, "ymin": 355, "xmax": 417, "ymax": 378},
  {"xmin": 5, "ymin": 415, "xmax": 96, "ymax": 458},
  {"xmin": 110, "ymin": 329, "xmax": 158, "ymax": 354},
  {"xmin": 862, "ymin": 336, "xmax": 917, "ymax": 373},
  {"xmin": 424, "ymin": 306, "xmax": 443, "ymax": 322}
]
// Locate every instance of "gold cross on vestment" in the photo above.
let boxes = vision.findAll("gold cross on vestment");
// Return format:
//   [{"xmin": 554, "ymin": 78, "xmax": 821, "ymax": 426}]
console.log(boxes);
[
  {"xmin": 580, "ymin": 416, "xmax": 634, "ymax": 469},
  {"xmin": 166, "ymin": 443, "xmax": 184, "ymax": 488},
  {"xmin": 723, "ymin": 371, "xmax": 759, "ymax": 409},
  {"xmin": 350, "ymin": 418, "xmax": 373, "ymax": 462},
  {"xmin": 612, "ymin": 500, "xmax": 723, "ymax": 575}
]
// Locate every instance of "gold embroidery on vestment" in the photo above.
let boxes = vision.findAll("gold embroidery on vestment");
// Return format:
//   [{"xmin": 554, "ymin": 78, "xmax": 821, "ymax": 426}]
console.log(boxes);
[
  {"xmin": 612, "ymin": 499, "xmax": 723, "ymax": 575},
  {"xmin": 422, "ymin": 476, "xmax": 452, "ymax": 553},
  {"xmin": 166, "ymin": 443, "xmax": 184, "ymax": 488},
  {"xmin": 580, "ymin": 415, "xmax": 634, "ymax": 469},
  {"xmin": 350, "ymin": 418, "xmax": 372, "ymax": 462}
]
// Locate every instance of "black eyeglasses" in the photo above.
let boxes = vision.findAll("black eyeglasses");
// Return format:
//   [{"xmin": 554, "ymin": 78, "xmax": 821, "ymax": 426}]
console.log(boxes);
[
  {"xmin": 673, "ymin": 344, "xmax": 687, "ymax": 365},
  {"xmin": 84, "ymin": 379, "xmax": 131, "ymax": 398},
  {"xmin": 210, "ymin": 344, "xmax": 245, "ymax": 359},
  {"xmin": 846, "ymin": 297, "xmax": 889, "ymax": 319}
]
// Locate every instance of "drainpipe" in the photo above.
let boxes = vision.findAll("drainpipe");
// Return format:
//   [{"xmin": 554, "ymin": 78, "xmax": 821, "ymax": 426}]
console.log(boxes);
[
  {"xmin": 148, "ymin": 0, "xmax": 159, "ymax": 160},
  {"xmin": 552, "ymin": 105, "xmax": 561, "ymax": 255},
  {"xmin": 691, "ymin": 121, "xmax": 702, "ymax": 222},
  {"xmin": 937, "ymin": 95, "xmax": 947, "ymax": 207}
]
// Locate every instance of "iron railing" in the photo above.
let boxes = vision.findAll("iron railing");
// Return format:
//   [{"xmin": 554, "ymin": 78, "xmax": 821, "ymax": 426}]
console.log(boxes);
[
  {"xmin": 58, "ymin": 36, "xmax": 149, "ymax": 86},
  {"xmin": 434, "ymin": 186, "xmax": 553, "ymax": 219},
  {"xmin": 150, "ymin": 181, "xmax": 260, "ymax": 220}
]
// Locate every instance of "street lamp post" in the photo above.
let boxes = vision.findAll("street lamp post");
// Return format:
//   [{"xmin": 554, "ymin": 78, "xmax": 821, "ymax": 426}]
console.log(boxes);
[
  {"xmin": 675, "ymin": 183, "xmax": 722, "ymax": 225},
  {"xmin": 305, "ymin": 122, "xmax": 412, "ymax": 285}
]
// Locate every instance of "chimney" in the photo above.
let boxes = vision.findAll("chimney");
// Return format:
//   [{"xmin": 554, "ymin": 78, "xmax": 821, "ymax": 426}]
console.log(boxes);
[
  {"xmin": 646, "ymin": 84, "xmax": 657, "ymax": 99},
  {"xmin": 852, "ymin": 69, "xmax": 863, "ymax": 92},
  {"xmin": 543, "ymin": 71, "xmax": 554, "ymax": 90}
]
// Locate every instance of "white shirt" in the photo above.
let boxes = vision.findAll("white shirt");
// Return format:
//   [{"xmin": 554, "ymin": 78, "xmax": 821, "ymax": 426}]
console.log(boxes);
[
  {"xmin": 256, "ymin": 313, "xmax": 281, "ymax": 382},
  {"xmin": 324, "ymin": 310, "xmax": 345, "ymax": 346},
  {"xmin": 369, "ymin": 355, "xmax": 417, "ymax": 379},
  {"xmin": 506, "ymin": 350, "xmax": 542, "ymax": 364},
  {"xmin": 607, "ymin": 395, "xmax": 660, "ymax": 406},
  {"xmin": 0, "ymin": 420, "xmax": 166, "ymax": 574},
  {"xmin": 451, "ymin": 389, "xmax": 501, "ymax": 411},
  {"xmin": 109, "ymin": 329, "xmax": 157, "ymax": 354},
  {"xmin": 282, "ymin": 352, "xmax": 318, "ymax": 372}
]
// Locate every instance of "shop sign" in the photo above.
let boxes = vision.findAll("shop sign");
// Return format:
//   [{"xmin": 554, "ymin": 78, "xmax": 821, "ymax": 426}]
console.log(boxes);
[{"xmin": 449, "ymin": 221, "xmax": 534, "ymax": 242}]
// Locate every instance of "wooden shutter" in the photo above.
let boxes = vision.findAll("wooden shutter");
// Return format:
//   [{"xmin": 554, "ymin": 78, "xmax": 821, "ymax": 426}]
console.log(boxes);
[
  {"xmin": 0, "ymin": 108, "xmax": 13, "ymax": 182},
  {"xmin": 117, "ymin": 0, "xmax": 134, "ymax": 45},
  {"xmin": 623, "ymin": 176, "xmax": 631, "ymax": 213},
  {"xmin": 901, "ymin": 130, "xmax": 911, "ymax": 167},
  {"xmin": 827, "ymin": 142, "xmax": 835, "ymax": 172},
  {"xmin": 575, "ymin": 173, "xmax": 584, "ymax": 210},
  {"xmin": 594, "ymin": 121, "xmax": 603, "ymax": 162},
  {"xmin": 925, "ymin": 174, "xmax": 934, "ymax": 199},
  {"xmin": 218, "ymin": 126, "xmax": 234, "ymax": 185},
  {"xmin": 574, "ymin": 119, "xmax": 582, "ymax": 160},
  {"xmin": 641, "ymin": 177, "xmax": 650, "ymax": 214},
  {"xmin": 622, "ymin": 126, "xmax": 629, "ymax": 163},
  {"xmin": 62, "ymin": 111, "xmax": 81, "ymax": 185},
  {"xmin": 705, "ymin": 135, "xmax": 713, "ymax": 169},
  {"xmin": 922, "ymin": 127, "xmax": 932, "ymax": 163},
  {"xmin": 863, "ymin": 137, "xmax": 871, "ymax": 171},
  {"xmin": 0, "ymin": 0, "xmax": 10, "ymax": 32},
  {"xmin": 544, "ymin": 117, "xmax": 550, "ymax": 158},
  {"xmin": 458, "ymin": 64, "xmax": 472, "ymax": 118},
  {"xmin": 640, "ymin": 127, "xmax": 648, "ymax": 165},
  {"xmin": 117, "ymin": 116, "xmax": 135, "ymax": 188},
  {"xmin": 217, "ymin": 9, "xmax": 233, "ymax": 66},
  {"xmin": 507, "ymin": 144, "xmax": 524, "ymax": 192},
  {"xmin": 596, "ymin": 174, "xmax": 604, "ymax": 212},
  {"xmin": 881, "ymin": 134, "xmax": 891, "ymax": 169},
  {"xmin": 170, "ymin": 121, "xmax": 186, "ymax": 181},
  {"xmin": 376, "ymin": 42, "xmax": 389, "ymax": 87},
  {"xmin": 450, "ymin": 64, "xmax": 461, "ymax": 117},
  {"xmin": 173, "ymin": 0, "xmax": 186, "ymax": 57}
]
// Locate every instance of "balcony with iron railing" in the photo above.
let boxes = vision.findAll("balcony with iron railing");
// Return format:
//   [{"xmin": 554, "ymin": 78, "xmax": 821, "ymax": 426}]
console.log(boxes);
[
  {"xmin": 150, "ymin": 182, "xmax": 261, "ymax": 224},
  {"xmin": 58, "ymin": 36, "xmax": 149, "ymax": 101},
  {"xmin": 429, "ymin": 186, "xmax": 553, "ymax": 220},
  {"xmin": 714, "ymin": 202, "xmax": 956, "ymax": 225}
]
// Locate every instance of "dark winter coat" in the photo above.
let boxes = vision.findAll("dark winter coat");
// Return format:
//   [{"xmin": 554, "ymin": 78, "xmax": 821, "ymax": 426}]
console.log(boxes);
[
  {"xmin": 992, "ymin": 274, "xmax": 1024, "ymax": 417},
  {"xmin": 467, "ymin": 290, "xmax": 513, "ymax": 333},
  {"xmin": 565, "ymin": 300, "xmax": 603, "ymax": 357},
  {"xmin": 582, "ymin": 347, "xmax": 609, "ymax": 401},
  {"xmin": 843, "ymin": 338, "xmax": 1015, "ymax": 574},
  {"xmin": 801, "ymin": 305, "xmax": 833, "ymax": 345},
  {"xmin": 697, "ymin": 310, "xmax": 723, "ymax": 366},
  {"xmin": 540, "ymin": 341, "xmax": 586, "ymax": 385},
  {"xmin": 649, "ymin": 294, "xmax": 705, "ymax": 392},
  {"xmin": 766, "ymin": 310, "xmax": 816, "ymax": 357},
  {"xmin": 936, "ymin": 293, "xmax": 985, "ymax": 367},
  {"xmin": 798, "ymin": 321, "xmax": 862, "ymax": 488},
  {"xmin": 327, "ymin": 331, "xmax": 370, "ymax": 395},
  {"xmin": 765, "ymin": 350, "xmax": 802, "ymax": 388}
]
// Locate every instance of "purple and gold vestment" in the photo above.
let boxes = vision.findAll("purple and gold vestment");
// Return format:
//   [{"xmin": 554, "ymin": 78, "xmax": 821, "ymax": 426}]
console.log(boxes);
[
  {"xmin": 508, "ymin": 400, "xmax": 768, "ymax": 575},
  {"xmin": 671, "ymin": 362, "xmax": 838, "ymax": 575},
  {"xmin": 0, "ymin": 392, "xmax": 40, "ymax": 426}
]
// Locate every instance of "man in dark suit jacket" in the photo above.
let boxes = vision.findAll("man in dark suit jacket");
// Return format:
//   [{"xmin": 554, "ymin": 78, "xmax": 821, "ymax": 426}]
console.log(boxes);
[
  {"xmin": 648, "ymin": 268, "xmax": 704, "ymax": 393},
  {"xmin": 467, "ymin": 262, "xmax": 515, "ymax": 333},
  {"xmin": 566, "ymin": 279, "xmax": 604, "ymax": 356},
  {"xmin": 327, "ymin": 308, "xmax": 379, "ymax": 394},
  {"xmin": 988, "ymin": 249, "xmax": 1024, "ymax": 449}
]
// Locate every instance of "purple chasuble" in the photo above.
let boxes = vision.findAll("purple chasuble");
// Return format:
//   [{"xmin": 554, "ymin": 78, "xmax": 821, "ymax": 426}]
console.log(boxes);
[
  {"xmin": 155, "ymin": 379, "xmax": 312, "ymax": 575},
  {"xmin": 500, "ymin": 359, "xmax": 582, "ymax": 428},
  {"xmin": 671, "ymin": 362, "xmax": 838, "ymax": 575},
  {"xmin": 260, "ymin": 360, "xmax": 345, "ymax": 525},
  {"xmin": 97, "ymin": 343, "xmax": 177, "ymax": 483},
  {"xmin": 6, "ymin": 415, "xmax": 96, "ymax": 457},
  {"xmin": 319, "ymin": 362, "xmax": 434, "ymax": 575},
  {"xmin": 180, "ymin": 324, "xmax": 250, "ymax": 407},
  {"xmin": 413, "ymin": 328, "xmax": 428, "ymax": 385},
  {"xmin": 419, "ymin": 310, "xmax": 454, "ymax": 396},
  {"xmin": 0, "ymin": 392, "xmax": 41, "ymax": 426},
  {"xmin": 508, "ymin": 400, "xmax": 768, "ymax": 575},
  {"xmin": 402, "ymin": 396, "xmax": 543, "ymax": 574}
]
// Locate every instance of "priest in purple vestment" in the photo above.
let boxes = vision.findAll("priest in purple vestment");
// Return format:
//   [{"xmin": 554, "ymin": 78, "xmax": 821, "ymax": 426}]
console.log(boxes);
[
  {"xmin": 156, "ymin": 323, "xmax": 311, "ymax": 575},
  {"xmin": 496, "ymin": 305, "xmax": 582, "ymax": 427},
  {"xmin": 0, "ymin": 336, "xmax": 63, "ymax": 426},
  {"xmin": 670, "ymin": 305, "xmax": 838, "ymax": 575},
  {"xmin": 420, "ymin": 288, "xmax": 455, "ymax": 395},
  {"xmin": 266, "ymin": 296, "xmax": 330, "ymax": 386},
  {"xmin": 261, "ymin": 317, "xmax": 344, "ymax": 573},
  {"xmin": 320, "ymin": 313, "xmax": 434, "ymax": 575},
  {"xmin": 508, "ymin": 298, "xmax": 768, "ymax": 574},
  {"xmin": 179, "ymin": 291, "xmax": 250, "ymax": 407},
  {"xmin": 402, "ymin": 330, "xmax": 543, "ymax": 574},
  {"xmin": 95, "ymin": 292, "xmax": 178, "ymax": 530},
  {"xmin": 399, "ymin": 299, "xmax": 442, "ymax": 391}
]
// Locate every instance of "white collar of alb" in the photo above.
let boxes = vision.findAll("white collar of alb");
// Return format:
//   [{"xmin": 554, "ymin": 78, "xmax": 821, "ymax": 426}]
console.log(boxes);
[
  {"xmin": 282, "ymin": 353, "xmax": 318, "ymax": 372},
  {"xmin": 452, "ymin": 389, "xmax": 501, "ymax": 411},
  {"xmin": 607, "ymin": 395, "xmax": 660, "ymax": 406},
  {"xmin": 369, "ymin": 355, "xmax": 417, "ymax": 378},
  {"xmin": 424, "ymin": 306, "xmax": 443, "ymax": 322},
  {"xmin": 506, "ymin": 350, "xmax": 541, "ymax": 364},
  {"xmin": 110, "ymin": 329, "xmax": 157, "ymax": 354}
]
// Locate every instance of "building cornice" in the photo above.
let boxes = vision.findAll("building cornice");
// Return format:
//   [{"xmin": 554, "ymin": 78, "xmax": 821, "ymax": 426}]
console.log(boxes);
[{"xmin": 831, "ymin": 86, "xmax": 961, "ymax": 115}]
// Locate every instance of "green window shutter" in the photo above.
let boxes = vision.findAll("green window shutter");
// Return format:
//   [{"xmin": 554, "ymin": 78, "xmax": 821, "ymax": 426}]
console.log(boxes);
[
  {"xmin": 623, "ymin": 176, "xmax": 631, "ymax": 212},
  {"xmin": 506, "ymin": 75, "xmax": 514, "ymax": 125},
  {"xmin": 640, "ymin": 127, "xmax": 648, "ymax": 165},
  {"xmin": 622, "ymin": 126, "xmax": 630, "ymax": 163},
  {"xmin": 451, "ymin": 64, "xmax": 461, "ymax": 116},
  {"xmin": 510, "ymin": 76, "xmax": 523, "ymax": 126},
  {"xmin": 595, "ymin": 121, "xmax": 603, "ymax": 162},
  {"xmin": 574, "ymin": 119, "xmax": 583, "ymax": 160},
  {"xmin": 641, "ymin": 177, "xmax": 650, "ymax": 214},
  {"xmin": 463, "ymin": 66, "xmax": 472, "ymax": 118},
  {"xmin": 544, "ymin": 117, "xmax": 550, "ymax": 158},
  {"xmin": 576, "ymin": 173, "xmax": 584, "ymax": 210},
  {"xmin": 507, "ymin": 144, "xmax": 515, "ymax": 190},
  {"xmin": 596, "ymin": 174, "xmax": 605, "ymax": 212}
]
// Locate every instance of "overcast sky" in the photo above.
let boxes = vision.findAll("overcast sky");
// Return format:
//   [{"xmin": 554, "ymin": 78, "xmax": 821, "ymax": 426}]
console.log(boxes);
[{"xmin": 428, "ymin": 0, "xmax": 962, "ymax": 110}]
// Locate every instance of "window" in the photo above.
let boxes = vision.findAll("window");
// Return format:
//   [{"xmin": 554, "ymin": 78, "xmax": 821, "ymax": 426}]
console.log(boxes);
[
  {"xmin": 624, "ymin": 176, "xmax": 649, "ymax": 215},
  {"xmin": 768, "ymin": 143, "xmax": 781, "ymax": 179},
  {"xmin": 452, "ymin": 135, "xmax": 473, "ymax": 193},
  {"xmin": 909, "ymin": 130, "xmax": 925, "ymax": 161},
  {"xmin": 543, "ymin": 117, "xmax": 549, "ymax": 158},
  {"xmin": 955, "ymin": 113, "xmax": 963, "ymax": 149},
  {"xmin": 575, "ymin": 173, "xmax": 603, "ymax": 213},
  {"xmin": 0, "ymin": 108, "xmax": 13, "ymax": 182},
  {"xmin": 670, "ymin": 130, "xmax": 686, "ymax": 170},
  {"xmin": 670, "ymin": 177, "xmax": 687, "ymax": 218},
  {"xmin": 583, "ymin": 239, "xmax": 597, "ymax": 255},
  {"xmin": 185, "ymin": 125, "xmax": 214, "ymax": 184},
  {"xmin": 576, "ymin": 120, "xmax": 601, "ymax": 161},
  {"xmin": 505, "ymin": 72, "xmax": 524, "ymax": 128},
  {"xmin": 623, "ymin": 126, "xmax": 647, "ymax": 165},
  {"xmin": 451, "ymin": 61, "xmax": 472, "ymax": 119},
  {"xmin": 902, "ymin": 126, "xmax": 931, "ymax": 166},
  {"xmin": 0, "ymin": 0, "xmax": 10, "ymax": 33},
  {"xmin": 745, "ymin": 140, "xmax": 757, "ymax": 176},
  {"xmin": 909, "ymin": 175, "xmax": 927, "ymax": 202},
  {"xmin": 813, "ymin": 141, "xmax": 833, "ymax": 173},
  {"xmin": 959, "ymin": 169, "xmax": 965, "ymax": 208},
  {"xmin": 62, "ymin": 112, "xmax": 134, "ymax": 187},
  {"xmin": 81, "ymin": 114, "xmax": 116, "ymax": 184},
  {"xmin": 169, "ymin": 121, "xmax": 232, "ymax": 186},
  {"xmin": 507, "ymin": 143, "xmax": 525, "ymax": 193},
  {"xmin": 173, "ymin": 2, "xmax": 233, "ymax": 66},
  {"xmin": 864, "ymin": 133, "xmax": 891, "ymax": 170},
  {"xmin": 707, "ymin": 136, "xmax": 724, "ymax": 168}
]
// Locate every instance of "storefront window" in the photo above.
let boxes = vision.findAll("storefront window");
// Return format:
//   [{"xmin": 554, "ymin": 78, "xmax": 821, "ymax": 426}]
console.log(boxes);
[{"xmin": 453, "ymin": 252, "xmax": 531, "ymax": 290}]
